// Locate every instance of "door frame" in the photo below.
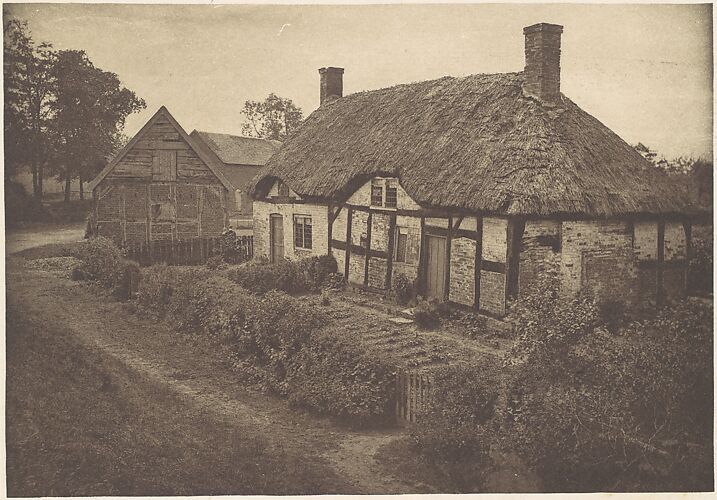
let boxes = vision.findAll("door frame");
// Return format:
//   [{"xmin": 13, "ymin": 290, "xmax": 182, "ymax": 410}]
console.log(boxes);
[
  {"xmin": 269, "ymin": 213, "xmax": 284, "ymax": 263},
  {"xmin": 424, "ymin": 234, "xmax": 448, "ymax": 300}
]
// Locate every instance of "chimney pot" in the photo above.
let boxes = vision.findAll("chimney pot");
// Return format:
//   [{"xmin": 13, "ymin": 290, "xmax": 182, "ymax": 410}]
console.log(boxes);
[
  {"xmin": 523, "ymin": 23, "xmax": 563, "ymax": 104},
  {"xmin": 319, "ymin": 67, "xmax": 344, "ymax": 105}
]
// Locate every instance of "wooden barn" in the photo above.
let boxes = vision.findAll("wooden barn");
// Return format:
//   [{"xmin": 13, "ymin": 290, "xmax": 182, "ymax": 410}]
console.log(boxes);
[
  {"xmin": 88, "ymin": 106, "xmax": 233, "ymax": 245},
  {"xmin": 250, "ymin": 23, "xmax": 694, "ymax": 317}
]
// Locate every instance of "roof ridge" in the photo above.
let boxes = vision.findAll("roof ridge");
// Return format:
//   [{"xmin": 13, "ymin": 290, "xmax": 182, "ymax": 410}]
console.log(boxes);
[{"xmin": 197, "ymin": 130, "xmax": 280, "ymax": 143}]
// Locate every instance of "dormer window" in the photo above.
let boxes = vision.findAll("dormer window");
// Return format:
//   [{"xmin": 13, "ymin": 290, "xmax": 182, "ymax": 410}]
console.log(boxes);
[
  {"xmin": 385, "ymin": 183, "xmax": 398, "ymax": 208},
  {"xmin": 277, "ymin": 180, "xmax": 289, "ymax": 197},
  {"xmin": 371, "ymin": 180, "xmax": 383, "ymax": 206},
  {"xmin": 370, "ymin": 177, "xmax": 398, "ymax": 208}
]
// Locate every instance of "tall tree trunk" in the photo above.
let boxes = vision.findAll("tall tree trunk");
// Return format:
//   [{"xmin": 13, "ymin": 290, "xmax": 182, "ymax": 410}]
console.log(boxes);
[
  {"xmin": 37, "ymin": 162, "xmax": 44, "ymax": 200},
  {"xmin": 32, "ymin": 165, "xmax": 39, "ymax": 197},
  {"xmin": 64, "ymin": 175, "xmax": 71, "ymax": 203},
  {"xmin": 79, "ymin": 175, "xmax": 84, "ymax": 200}
]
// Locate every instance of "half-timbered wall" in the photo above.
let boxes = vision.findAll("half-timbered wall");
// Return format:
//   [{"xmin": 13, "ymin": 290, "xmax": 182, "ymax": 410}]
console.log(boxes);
[
  {"xmin": 253, "ymin": 175, "xmax": 690, "ymax": 318},
  {"xmin": 95, "ymin": 112, "xmax": 227, "ymax": 244}
]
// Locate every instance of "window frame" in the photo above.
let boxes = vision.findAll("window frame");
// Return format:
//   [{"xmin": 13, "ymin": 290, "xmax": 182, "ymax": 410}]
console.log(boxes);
[
  {"xmin": 370, "ymin": 181, "xmax": 383, "ymax": 207},
  {"xmin": 293, "ymin": 214, "xmax": 313, "ymax": 250},
  {"xmin": 395, "ymin": 228, "xmax": 408, "ymax": 263}
]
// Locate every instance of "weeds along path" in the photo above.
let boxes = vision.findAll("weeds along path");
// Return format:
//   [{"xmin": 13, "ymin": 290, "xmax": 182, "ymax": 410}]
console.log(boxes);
[{"xmin": 6, "ymin": 260, "xmax": 431, "ymax": 495}]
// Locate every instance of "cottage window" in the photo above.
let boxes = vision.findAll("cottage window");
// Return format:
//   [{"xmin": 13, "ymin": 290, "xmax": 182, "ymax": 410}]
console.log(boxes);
[
  {"xmin": 385, "ymin": 185, "xmax": 398, "ymax": 208},
  {"xmin": 395, "ymin": 227, "xmax": 418, "ymax": 264},
  {"xmin": 294, "ymin": 215, "xmax": 312, "ymax": 249},
  {"xmin": 277, "ymin": 181, "xmax": 290, "ymax": 197},
  {"xmin": 235, "ymin": 189, "xmax": 243, "ymax": 211},
  {"xmin": 371, "ymin": 181, "xmax": 383, "ymax": 206},
  {"xmin": 395, "ymin": 229, "xmax": 408, "ymax": 262}
]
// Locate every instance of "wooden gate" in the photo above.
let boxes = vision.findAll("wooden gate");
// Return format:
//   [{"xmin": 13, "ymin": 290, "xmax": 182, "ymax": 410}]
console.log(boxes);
[{"xmin": 395, "ymin": 371, "xmax": 432, "ymax": 425}]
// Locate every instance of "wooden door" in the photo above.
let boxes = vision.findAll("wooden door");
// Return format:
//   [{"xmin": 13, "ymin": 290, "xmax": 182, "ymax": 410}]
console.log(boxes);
[
  {"xmin": 425, "ymin": 235, "xmax": 447, "ymax": 300},
  {"xmin": 270, "ymin": 215, "xmax": 284, "ymax": 263}
]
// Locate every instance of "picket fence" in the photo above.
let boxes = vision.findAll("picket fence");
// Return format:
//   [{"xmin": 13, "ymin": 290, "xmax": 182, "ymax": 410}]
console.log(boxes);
[
  {"xmin": 125, "ymin": 236, "xmax": 253, "ymax": 266},
  {"xmin": 395, "ymin": 371, "xmax": 433, "ymax": 425}
]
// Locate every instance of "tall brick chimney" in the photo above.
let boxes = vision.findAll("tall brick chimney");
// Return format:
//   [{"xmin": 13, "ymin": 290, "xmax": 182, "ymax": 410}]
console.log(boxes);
[
  {"xmin": 523, "ymin": 23, "xmax": 563, "ymax": 104},
  {"xmin": 319, "ymin": 67, "xmax": 344, "ymax": 105}
]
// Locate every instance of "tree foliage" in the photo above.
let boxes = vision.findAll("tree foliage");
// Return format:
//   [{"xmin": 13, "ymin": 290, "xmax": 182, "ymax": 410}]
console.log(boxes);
[
  {"xmin": 240, "ymin": 93, "xmax": 303, "ymax": 141},
  {"xmin": 48, "ymin": 49, "xmax": 145, "ymax": 200},
  {"xmin": 3, "ymin": 19, "xmax": 145, "ymax": 200}
]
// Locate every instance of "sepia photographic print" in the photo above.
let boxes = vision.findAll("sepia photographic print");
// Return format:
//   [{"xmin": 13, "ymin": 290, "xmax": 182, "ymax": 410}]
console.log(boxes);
[{"xmin": 3, "ymin": 1, "xmax": 714, "ymax": 495}]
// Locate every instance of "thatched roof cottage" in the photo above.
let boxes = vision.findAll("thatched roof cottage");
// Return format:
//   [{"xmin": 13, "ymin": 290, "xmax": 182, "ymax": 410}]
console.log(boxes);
[{"xmin": 250, "ymin": 23, "xmax": 693, "ymax": 316}]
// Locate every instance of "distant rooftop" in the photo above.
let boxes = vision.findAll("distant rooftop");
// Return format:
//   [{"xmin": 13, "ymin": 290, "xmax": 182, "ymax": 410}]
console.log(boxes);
[{"xmin": 192, "ymin": 131, "xmax": 281, "ymax": 166}]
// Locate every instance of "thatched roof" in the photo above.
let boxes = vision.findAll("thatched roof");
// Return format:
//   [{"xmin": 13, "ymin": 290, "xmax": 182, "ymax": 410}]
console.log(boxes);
[{"xmin": 251, "ymin": 72, "xmax": 689, "ymax": 217}]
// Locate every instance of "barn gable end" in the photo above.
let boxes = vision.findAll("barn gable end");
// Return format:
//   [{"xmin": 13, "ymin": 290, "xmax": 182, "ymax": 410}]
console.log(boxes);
[{"xmin": 89, "ymin": 106, "xmax": 231, "ymax": 245}]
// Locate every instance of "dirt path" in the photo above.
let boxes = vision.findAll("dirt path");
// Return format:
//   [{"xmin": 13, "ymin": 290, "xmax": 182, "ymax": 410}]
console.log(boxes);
[
  {"xmin": 6, "ymin": 260, "xmax": 432, "ymax": 494},
  {"xmin": 6, "ymin": 222, "xmax": 85, "ymax": 254}
]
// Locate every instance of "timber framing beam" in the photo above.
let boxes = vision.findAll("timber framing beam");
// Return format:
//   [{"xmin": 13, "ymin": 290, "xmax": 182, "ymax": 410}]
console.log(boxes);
[
  {"xmin": 344, "ymin": 207, "xmax": 353, "ymax": 281},
  {"xmin": 474, "ymin": 216, "xmax": 483, "ymax": 309}
]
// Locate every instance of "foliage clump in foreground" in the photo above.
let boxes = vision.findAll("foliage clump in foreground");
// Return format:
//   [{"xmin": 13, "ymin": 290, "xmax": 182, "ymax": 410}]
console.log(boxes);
[
  {"xmin": 409, "ymin": 268, "xmax": 713, "ymax": 492},
  {"xmin": 135, "ymin": 265, "xmax": 394, "ymax": 424},
  {"xmin": 225, "ymin": 255, "xmax": 338, "ymax": 295}
]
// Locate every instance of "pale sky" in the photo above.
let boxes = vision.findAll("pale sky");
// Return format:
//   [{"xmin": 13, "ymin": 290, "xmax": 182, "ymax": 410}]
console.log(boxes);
[{"xmin": 5, "ymin": 2, "xmax": 714, "ymax": 159}]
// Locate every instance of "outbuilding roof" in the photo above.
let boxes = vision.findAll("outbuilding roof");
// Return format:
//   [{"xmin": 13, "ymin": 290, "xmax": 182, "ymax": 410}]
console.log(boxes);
[
  {"xmin": 192, "ymin": 131, "xmax": 280, "ymax": 166},
  {"xmin": 252, "ymin": 72, "xmax": 689, "ymax": 217}
]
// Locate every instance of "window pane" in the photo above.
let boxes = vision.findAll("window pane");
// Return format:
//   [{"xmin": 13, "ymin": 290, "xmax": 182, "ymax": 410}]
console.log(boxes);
[
  {"xmin": 304, "ymin": 222, "xmax": 312, "ymax": 249},
  {"xmin": 386, "ymin": 187, "xmax": 397, "ymax": 208},
  {"xmin": 294, "ymin": 220, "xmax": 303, "ymax": 248},
  {"xmin": 396, "ymin": 232, "xmax": 407, "ymax": 262},
  {"xmin": 371, "ymin": 186, "xmax": 383, "ymax": 206}
]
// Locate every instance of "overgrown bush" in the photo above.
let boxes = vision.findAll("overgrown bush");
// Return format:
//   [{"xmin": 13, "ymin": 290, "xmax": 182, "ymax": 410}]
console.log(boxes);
[
  {"xmin": 288, "ymin": 329, "xmax": 395, "ymax": 424},
  {"xmin": 299, "ymin": 255, "xmax": 338, "ymax": 291},
  {"xmin": 503, "ymin": 270, "xmax": 713, "ymax": 492},
  {"xmin": 413, "ymin": 300, "xmax": 440, "ymax": 329},
  {"xmin": 133, "ymin": 266, "xmax": 394, "ymax": 423},
  {"xmin": 688, "ymin": 237, "xmax": 713, "ymax": 296},
  {"xmin": 72, "ymin": 236, "xmax": 127, "ymax": 288},
  {"xmin": 410, "ymin": 362, "xmax": 502, "ymax": 490},
  {"xmin": 392, "ymin": 273, "xmax": 416, "ymax": 305},
  {"xmin": 5, "ymin": 181, "xmax": 50, "ymax": 228},
  {"xmin": 112, "ymin": 260, "xmax": 141, "ymax": 300},
  {"xmin": 226, "ymin": 258, "xmax": 307, "ymax": 295},
  {"xmin": 206, "ymin": 255, "xmax": 225, "ymax": 270}
]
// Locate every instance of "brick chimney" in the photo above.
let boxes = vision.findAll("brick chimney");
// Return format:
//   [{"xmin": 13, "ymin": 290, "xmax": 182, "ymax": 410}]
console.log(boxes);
[
  {"xmin": 319, "ymin": 67, "xmax": 344, "ymax": 105},
  {"xmin": 523, "ymin": 23, "xmax": 563, "ymax": 104}
]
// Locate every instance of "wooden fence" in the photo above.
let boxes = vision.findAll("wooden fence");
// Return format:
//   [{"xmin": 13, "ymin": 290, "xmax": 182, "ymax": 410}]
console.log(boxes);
[
  {"xmin": 395, "ymin": 371, "xmax": 433, "ymax": 425},
  {"xmin": 125, "ymin": 236, "xmax": 253, "ymax": 266}
]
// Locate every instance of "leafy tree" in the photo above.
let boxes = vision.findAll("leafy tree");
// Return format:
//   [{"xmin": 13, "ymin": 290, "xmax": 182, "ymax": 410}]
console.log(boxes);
[
  {"xmin": 3, "ymin": 19, "xmax": 56, "ymax": 198},
  {"xmin": 48, "ymin": 49, "xmax": 145, "ymax": 201},
  {"xmin": 240, "ymin": 93, "xmax": 303, "ymax": 141}
]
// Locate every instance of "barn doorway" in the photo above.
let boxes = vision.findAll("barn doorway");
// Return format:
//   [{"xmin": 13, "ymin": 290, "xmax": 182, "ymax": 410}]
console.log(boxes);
[
  {"xmin": 425, "ymin": 234, "xmax": 447, "ymax": 300},
  {"xmin": 270, "ymin": 214, "xmax": 284, "ymax": 263}
]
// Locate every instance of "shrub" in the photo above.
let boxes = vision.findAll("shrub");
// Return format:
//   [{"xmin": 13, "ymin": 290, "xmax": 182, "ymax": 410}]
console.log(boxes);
[
  {"xmin": 112, "ymin": 260, "xmax": 141, "ymax": 300},
  {"xmin": 226, "ymin": 258, "xmax": 307, "ymax": 295},
  {"xmin": 135, "ymin": 265, "xmax": 185, "ymax": 317},
  {"xmin": 503, "ymin": 270, "xmax": 714, "ymax": 492},
  {"xmin": 287, "ymin": 329, "xmax": 395, "ymax": 424},
  {"xmin": 410, "ymin": 362, "xmax": 502, "ymax": 489},
  {"xmin": 73, "ymin": 236, "xmax": 126, "ymax": 288},
  {"xmin": 688, "ymin": 238, "xmax": 713, "ymax": 296},
  {"xmin": 206, "ymin": 255, "xmax": 225, "ymax": 270},
  {"xmin": 299, "ymin": 255, "xmax": 338, "ymax": 291},
  {"xmin": 598, "ymin": 299, "xmax": 625, "ymax": 333},
  {"xmin": 5, "ymin": 181, "xmax": 50, "ymax": 228},
  {"xmin": 392, "ymin": 273, "xmax": 415, "ymax": 305},
  {"xmin": 413, "ymin": 300, "xmax": 440, "ymax": 329}
]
